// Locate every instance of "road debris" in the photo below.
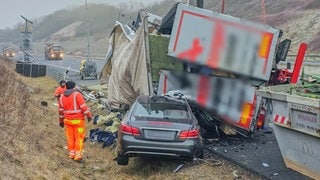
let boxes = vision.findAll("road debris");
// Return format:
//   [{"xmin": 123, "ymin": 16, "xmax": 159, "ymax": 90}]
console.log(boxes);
[
  {"xmin": 262, "ymin": 163, "xmax": 270, "ymax": 167},
  {"xmin": 232, "ymin": 170, "xmax": 241, "ymax": 179},
  {"xmin": 40, "ymin": 101, "xmax": 48, "ymax": 106},
  {"xmin": 173, "ymin": 163, "xmax": 184, "ymax": 173}
]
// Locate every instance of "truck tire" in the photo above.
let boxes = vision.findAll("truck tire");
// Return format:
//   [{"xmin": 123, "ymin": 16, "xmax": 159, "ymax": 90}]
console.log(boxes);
[{"xmin": 117, "ymin": 153, "xmax": 129, "ymax": 165}]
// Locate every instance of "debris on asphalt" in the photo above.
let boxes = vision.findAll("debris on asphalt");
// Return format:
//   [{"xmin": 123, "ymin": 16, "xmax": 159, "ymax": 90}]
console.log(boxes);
[
  {"xmin": 173, "ymin": 163, "xmax": 184, "ymax": 173},
  {"xmin": 232, "ymin": 170, "xmax": 241, "ymax": 179},
  {"xmin": 262, "ymin": 163, "xmax": 269, "ymax": 167}
]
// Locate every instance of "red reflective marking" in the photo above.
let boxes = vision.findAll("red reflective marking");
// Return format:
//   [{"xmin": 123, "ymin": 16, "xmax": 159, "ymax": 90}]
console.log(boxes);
[
  {"xmin": 163, "ymin": 75, "xmax": 167, "ymax": 94},
  {"xmin": 291, "ymin": 43, "xmax": 307, "ymax": 84},
  {"xmin": 274, "ymin": 114, "xmax": 279, "ymax": 122},
  {"xmin": 207, "ymin": 23, "xmax": 224, "ymax": 68},
  {"xmin": 280, "ymin": 116, "xmax": 286, "ymax": 124},
  {"xmin": 177, "ymin": 38, "xmax": 203, "ymax": 62},
  {"xmin": 197, "ymin": 76, "xmax": 210, "ymax": 106},
  {"xmin": 173, "ymin": 11, "xmax": 187, "ymax": 52}
]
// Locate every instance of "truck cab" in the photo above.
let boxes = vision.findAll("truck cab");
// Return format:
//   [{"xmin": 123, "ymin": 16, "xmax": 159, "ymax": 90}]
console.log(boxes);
[
  {"xmin": 3, "ymin": 47, "xmax": 15, "ymax": 58},
  {"xmin": 45, "ymin": 44, "xmax": 63, "ymax": 60}
]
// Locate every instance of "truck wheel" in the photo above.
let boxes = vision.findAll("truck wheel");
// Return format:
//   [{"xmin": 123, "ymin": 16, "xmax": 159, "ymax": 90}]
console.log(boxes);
[{"xmin": 117, "ymin": 153, "xmax": 129, "ymax": 165}]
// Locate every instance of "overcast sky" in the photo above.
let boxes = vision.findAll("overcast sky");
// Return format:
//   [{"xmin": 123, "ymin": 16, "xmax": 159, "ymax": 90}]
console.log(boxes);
[{"xmin": 0, "ymin": 0, "xmax": 165, "ymax": 29}]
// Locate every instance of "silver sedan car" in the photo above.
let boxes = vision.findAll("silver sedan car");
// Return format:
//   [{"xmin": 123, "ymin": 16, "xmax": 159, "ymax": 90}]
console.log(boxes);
[{"xmin": 117, "ymin": 95, "xmax": 204, "ymax": 165}]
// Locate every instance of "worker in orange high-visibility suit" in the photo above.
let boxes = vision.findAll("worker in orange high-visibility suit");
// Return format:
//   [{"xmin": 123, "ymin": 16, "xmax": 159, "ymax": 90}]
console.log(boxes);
[
  {"xmin": 54, "ymin": 80, "xmax": 67, "ymax": 100},
  {"xmin": 58, "ymin": 81, "xmax": 92, "ymax": 162}
]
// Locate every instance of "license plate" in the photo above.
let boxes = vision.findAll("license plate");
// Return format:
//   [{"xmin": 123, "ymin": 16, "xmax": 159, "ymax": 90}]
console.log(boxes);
[
  {"xmin": 144, "ymin": 129, "xmax": 176, "ymax": 140},
  {"xmin": 291, "ymin": 110, "xmax": 319, "ymax": 136}
]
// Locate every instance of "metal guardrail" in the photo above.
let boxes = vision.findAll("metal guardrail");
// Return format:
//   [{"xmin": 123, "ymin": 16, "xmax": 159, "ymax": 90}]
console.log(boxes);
[
  {"xmin": 286, "ymin": 54, "xmax": 320, "ymax": 61},
  {"xmin": 46, "ymin": 66, "xmax": 65, "ymax": 82},
  {"xmin": 46, "ymin": 65, "xmax": 81, "ymax": 82}
]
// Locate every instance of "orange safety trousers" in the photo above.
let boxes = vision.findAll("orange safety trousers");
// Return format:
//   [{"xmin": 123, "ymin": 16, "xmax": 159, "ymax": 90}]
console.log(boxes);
[{"xmin": 64, "ymin": 118, "xmax": 85, "ymax": 160}]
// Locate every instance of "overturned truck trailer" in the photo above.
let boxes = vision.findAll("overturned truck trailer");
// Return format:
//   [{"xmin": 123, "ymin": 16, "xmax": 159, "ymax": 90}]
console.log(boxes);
[
  {"xmin": 156, "ymin": 3, "xmax": 282, "ymax": 135},
  {"xmin": 99, "ymin": 3, "xmax": 286, "ymax": 136},
  {"xmin": 99, "ymin": 2, "xmax": 315, "ymax": 178}
]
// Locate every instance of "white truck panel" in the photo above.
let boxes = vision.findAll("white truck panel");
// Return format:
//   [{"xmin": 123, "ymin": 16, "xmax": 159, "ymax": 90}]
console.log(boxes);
[
  {"xmin": 158, "ymin": 70, "xmax": 257, "ymax": 132},
  {"xmin": 168, "ymin": 3, "xmax": 280, "ymax": 81}
]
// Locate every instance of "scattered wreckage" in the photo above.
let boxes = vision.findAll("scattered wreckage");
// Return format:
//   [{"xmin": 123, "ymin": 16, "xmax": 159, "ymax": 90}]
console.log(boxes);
[
  {"xmin": 80, "ymin": 2, "xmax": 317, "ymax": 178},
  {"xmin": 99, "ymin": 2, "xmax": 285, "ymax": 137}
]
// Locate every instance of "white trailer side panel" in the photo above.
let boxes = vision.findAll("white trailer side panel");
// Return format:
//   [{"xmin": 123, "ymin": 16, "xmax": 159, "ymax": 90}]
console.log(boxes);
[{"xmin": 168, "ymin": 3, "xmax": 280, "ymax": 81}]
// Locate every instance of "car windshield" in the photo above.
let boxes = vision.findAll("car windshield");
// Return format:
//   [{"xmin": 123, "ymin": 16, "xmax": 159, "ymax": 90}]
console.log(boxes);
[
  {"xmin": 52, "ymin": 46, "xmax": 61, "ymax": 51},
  {"xmin": 132, "ymin": 102, "xmax": 189, "ymax": 120}
]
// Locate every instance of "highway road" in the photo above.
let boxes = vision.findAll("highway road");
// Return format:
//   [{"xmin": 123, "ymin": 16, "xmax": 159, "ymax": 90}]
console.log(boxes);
[{"xmin": 25, "ymin": 54, "xmax": 106, "ymax": 87}]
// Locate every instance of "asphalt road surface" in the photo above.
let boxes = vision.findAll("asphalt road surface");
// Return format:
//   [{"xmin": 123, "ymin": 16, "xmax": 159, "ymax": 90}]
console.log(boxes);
[
  {"xmin": 205, "ymin": 129, "xmax": 311, "ymax": 180},
  {"xmin": 27, "ymin": 54, "xmax": 106, "ymax": 87}
]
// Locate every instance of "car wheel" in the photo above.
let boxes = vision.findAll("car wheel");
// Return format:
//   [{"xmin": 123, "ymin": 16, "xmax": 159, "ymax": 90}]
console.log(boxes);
[
  {"xmin": 117, "ymin": 153, "xmax": 129, "ymax": 165},
  {"xmin": 81, "ymin": 74, "xmax": 84, "ymax": 80}
]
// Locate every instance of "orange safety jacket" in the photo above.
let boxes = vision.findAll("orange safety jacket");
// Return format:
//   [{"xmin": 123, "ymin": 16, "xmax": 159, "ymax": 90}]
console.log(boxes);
[
  {"xmin": 54, "ymin": 86, "xmax": 67, "ymax": 98},
  {"xmin": 58, "ymin": 89, "xmax": 92, "ymax": 123}
]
